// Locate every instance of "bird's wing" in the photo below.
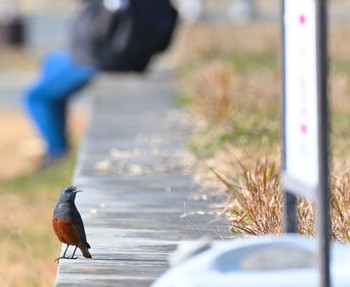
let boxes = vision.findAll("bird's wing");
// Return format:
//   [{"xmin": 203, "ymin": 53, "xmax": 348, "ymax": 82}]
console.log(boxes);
[{"xmin": 71, "ymin": 210, "xmax": 90, "ymax": 247}]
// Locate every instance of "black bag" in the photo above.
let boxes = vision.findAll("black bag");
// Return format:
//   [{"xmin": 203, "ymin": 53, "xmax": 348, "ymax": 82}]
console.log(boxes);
[{"xmin": 70, "ymin": 0, "xmax": 178, "ymax": 72}]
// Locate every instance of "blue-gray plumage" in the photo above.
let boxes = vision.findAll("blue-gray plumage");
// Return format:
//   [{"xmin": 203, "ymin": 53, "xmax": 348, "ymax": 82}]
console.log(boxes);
[{"xmin": 52, "ymin": 186, "xmax": 92, "ymax": 263}]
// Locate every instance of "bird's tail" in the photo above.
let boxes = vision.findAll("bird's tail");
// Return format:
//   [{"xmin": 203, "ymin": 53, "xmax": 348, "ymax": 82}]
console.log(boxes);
[{"xmin": 79, "ymin": 243, "xmax": 92, "ymax": 258}]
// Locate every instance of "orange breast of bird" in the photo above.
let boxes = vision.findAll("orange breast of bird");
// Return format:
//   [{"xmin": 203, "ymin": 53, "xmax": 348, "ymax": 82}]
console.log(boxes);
[{"xmin": 52, "ymin": 217, "xmax": 82, "ymax": 246}]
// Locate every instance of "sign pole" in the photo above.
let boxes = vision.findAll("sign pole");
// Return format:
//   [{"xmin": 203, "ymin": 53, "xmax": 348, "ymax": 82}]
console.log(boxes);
[
  {"xmin": 282, "ymin": 0, "xmax": 330, "ymax": 286},
  {"xmin": 316, "ymin": 0, "xmax": 331, "ymax": 286},
  {"xmin": 284, "ymin": 191, "xmax": 298, "ymax": 233}
]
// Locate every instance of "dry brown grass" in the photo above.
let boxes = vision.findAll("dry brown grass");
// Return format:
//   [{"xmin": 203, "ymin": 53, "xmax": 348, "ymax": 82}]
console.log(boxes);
[
  {"xmin": 210, "ymin": 158, "xmax": 283, "ymax": 235},
  {"xmin": 298, "ymin": 172, "xmax": 350, "ymax": 243},
  {"xmin": 173, "ymin": 23, "xmax": 350, "ymax": 241},
  {"xmin": 173, "ymin": 24, "xmax": 278, "ymax": 65},
  {"xmin": 0, "ymin": 191, "xmax": 58, "ymax": 287},
  {"xmin": 212, "ymin": 154, "xmax": 350, "ymax": 243},
  {"xmin": 209, "ymin": 157, "xmax": 350, "ymax": 243},
  {"xmin": 191, "ymin": 61, "xmax": 235, "ymax": 122}
]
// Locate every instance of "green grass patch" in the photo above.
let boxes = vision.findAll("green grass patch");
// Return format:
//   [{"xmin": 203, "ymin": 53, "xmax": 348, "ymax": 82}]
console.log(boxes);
[
  {"xmin": 4, "ymin": 153, "xmax": 76, "ymax": 199},
  {"xmin": 227, "ymin": 52, "xmax": 278, "ymax": 73},
  {"xmin": 174, "ymin": 91, "xmax": 192, "ymax": 106},
  {"xmin": 189, "ymin": 112, "xmax": 279, "ymax": 158},
  {"xmin": 330, "ymin": 57, "xmax": 350, "ymax": 74},
  {"xmin": 197, "ymin": 48, "xmax": 278, "ymax": 73}
]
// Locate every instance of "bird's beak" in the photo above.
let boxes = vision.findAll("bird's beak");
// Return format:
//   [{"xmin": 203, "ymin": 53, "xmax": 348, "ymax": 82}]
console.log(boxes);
[{"xmin": 73, "ymin": 189, "xmax": 83, "ymax": 193}]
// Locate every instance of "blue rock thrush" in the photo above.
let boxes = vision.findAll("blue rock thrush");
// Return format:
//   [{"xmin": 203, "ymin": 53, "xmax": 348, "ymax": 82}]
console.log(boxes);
[{"xmin": 52, "ymin": 186, "xmax": 92, "ymax": 263}]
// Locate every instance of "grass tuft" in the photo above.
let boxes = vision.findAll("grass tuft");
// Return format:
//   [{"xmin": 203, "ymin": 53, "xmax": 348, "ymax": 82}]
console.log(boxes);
[{"xmin": 210, "ymin": 157, "xmax": 283, "ymax": 236}]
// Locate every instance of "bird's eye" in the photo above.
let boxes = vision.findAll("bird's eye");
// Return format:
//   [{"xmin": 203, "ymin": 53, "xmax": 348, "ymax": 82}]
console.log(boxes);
[{"xmin": 63, "ymin": 186, "xmax": 77, "ymax": 194}]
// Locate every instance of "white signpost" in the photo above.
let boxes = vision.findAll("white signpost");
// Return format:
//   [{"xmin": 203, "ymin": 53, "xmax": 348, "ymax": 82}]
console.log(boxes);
[
  {"xmin": 282, "ymin": 0, "xmax": 330, "ymax": 286},
  {"xmin": 284, "ymin": 0, "xmax": 319, "ymax": 196}
]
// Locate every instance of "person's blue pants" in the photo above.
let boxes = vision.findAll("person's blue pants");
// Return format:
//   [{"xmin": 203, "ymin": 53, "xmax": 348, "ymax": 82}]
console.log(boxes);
[{"xmin": 23, "ymin": 51, "xmax": 97, "ymax": 159}]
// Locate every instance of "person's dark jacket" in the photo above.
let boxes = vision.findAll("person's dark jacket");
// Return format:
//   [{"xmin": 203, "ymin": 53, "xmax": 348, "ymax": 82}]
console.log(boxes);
[{"xmin": 69, "ymin": 0, "xmax": 178, "ymax": 72}]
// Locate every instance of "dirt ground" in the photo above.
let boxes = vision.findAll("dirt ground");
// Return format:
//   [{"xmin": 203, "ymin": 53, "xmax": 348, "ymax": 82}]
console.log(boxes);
[
  {"xmin": 0, "ymin": 110, "xmax": 38, "ymax": 179},
  {"xmin": 0, "ymin": 109, "xmax": 86, "ymax": 180}
]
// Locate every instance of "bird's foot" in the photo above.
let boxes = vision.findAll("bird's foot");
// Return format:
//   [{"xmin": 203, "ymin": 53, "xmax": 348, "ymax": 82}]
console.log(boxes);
[
  {"xmin": 54, "ymin": 256, "xmax": 77, "ymax": 263},
  {"xmin": 54, "ymin": 256, "xmax": 68, "ymax": 263}
]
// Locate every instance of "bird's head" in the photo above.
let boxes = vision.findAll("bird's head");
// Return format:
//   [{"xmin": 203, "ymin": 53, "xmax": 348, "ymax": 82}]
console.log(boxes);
[{"xmin": 59, "ymin": 186, "xmax": 82, "ymax": 203}]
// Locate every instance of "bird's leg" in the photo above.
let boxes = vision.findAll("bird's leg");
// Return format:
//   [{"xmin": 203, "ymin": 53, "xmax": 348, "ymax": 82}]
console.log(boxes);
[
  {"xmin": 70, "ymin": 246, "xmax": 78, "ymax": 259},
  {"xmin": 54, "ymin": 245, "xmax": 70, "ymax": 263},
  {"xmin": 62, "ymin": 244, "xmax": 70, "ymax": 257}
]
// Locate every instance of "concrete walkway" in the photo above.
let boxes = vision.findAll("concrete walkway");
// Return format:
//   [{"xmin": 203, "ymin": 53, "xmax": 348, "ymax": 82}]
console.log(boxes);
[{"xmin": 55, "ymin": 72, "xmax": 231, "ymax": 286}]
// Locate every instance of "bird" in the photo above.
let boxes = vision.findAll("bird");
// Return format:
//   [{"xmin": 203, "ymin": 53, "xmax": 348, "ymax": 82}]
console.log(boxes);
[{"xmin": 52, "ymin": 186, "xmax": 92, "ymax": 263}]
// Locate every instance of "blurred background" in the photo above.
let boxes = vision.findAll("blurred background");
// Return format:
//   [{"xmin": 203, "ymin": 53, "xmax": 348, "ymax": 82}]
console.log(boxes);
[{"xmin": 1, "ymin": 0, "xmax": 349, "ymax": 179}]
